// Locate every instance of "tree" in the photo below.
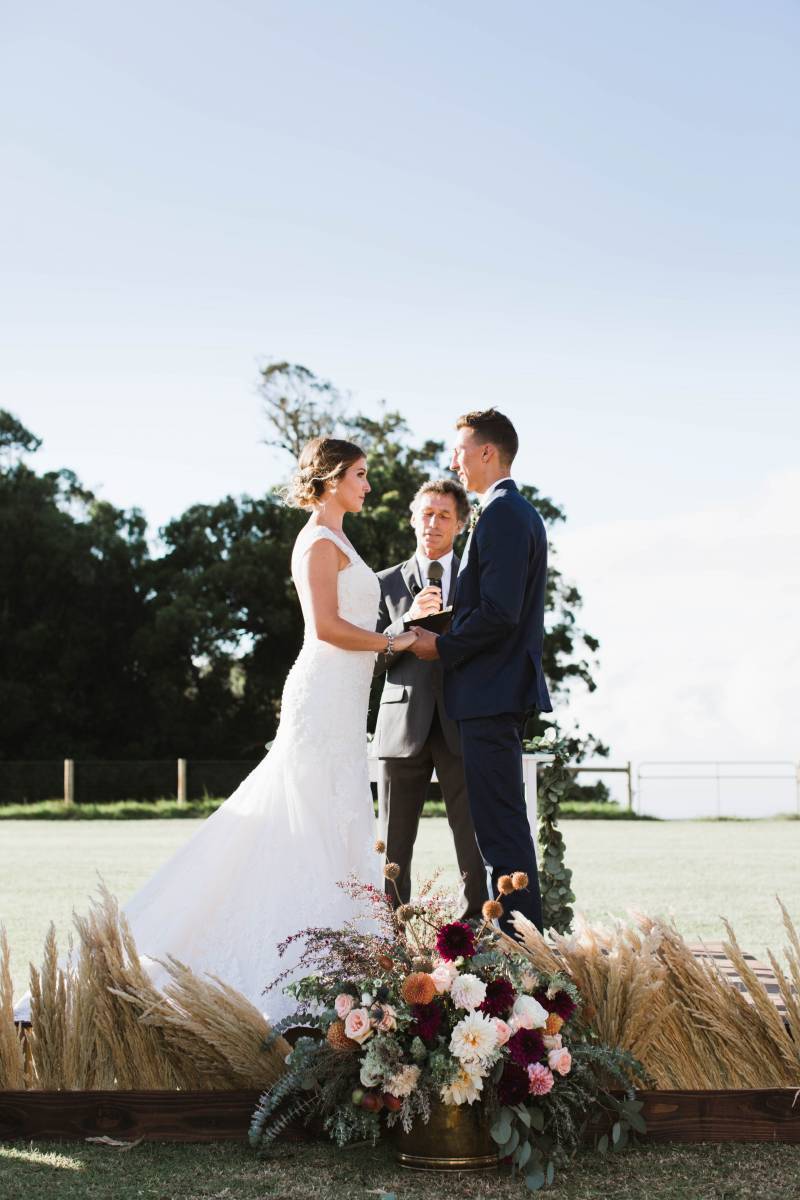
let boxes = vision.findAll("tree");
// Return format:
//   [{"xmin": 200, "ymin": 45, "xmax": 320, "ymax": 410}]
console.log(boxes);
[
  {"xmin": 0, "ymin": 412, "xmax": 152, "ymax": 759},
  {"xmin": 0, "ymin": 410, "xmax": 42, "ymax": 463}
]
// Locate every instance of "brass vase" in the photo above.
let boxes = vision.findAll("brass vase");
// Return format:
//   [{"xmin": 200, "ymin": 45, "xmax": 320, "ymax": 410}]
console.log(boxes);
[{"xmin": 394, "ymin": 1100, "xmax": 499, "ymax": 1171}]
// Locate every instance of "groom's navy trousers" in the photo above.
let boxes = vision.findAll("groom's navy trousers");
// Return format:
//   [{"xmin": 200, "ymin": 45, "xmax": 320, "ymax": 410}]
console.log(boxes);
[{"xmin": 437, "ymin": 480, "xmax": 552, "ymax": 936}]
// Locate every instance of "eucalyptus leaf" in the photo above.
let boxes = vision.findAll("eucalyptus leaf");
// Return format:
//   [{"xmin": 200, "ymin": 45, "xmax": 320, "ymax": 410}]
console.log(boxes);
[
  {"xmin": 514, "ymin": 1104, "xmax": 531, "ymax": 1128},
  {"xmin": 525, "ymin": 1167, "xmax": 546, "ymax": 1191},
  {"xmin": 503, "ymin": 1128, "xmax": 520, "ymax": 1156},
  {"xmin": 491, "ymin": 1119, "xmax": 512, "ymax": 1145},
  {"xmin": 530, "ymin": 1106, "xmax": 545, "ymax": 1132},
  {"xmin": 612, "ymin": 1121, "xmax": 621, "ymax": 1144},
  {"xmin": 516, "ymin": 1140, "xmax": 532, "ymax": 1169},
  {"xmin": 597, "ymin": 1133, "xmax": 609, "ymax": 1155},
  {"xmin": 546, "ymin": 1161, "xmax": 555, "ymax": 1185}
]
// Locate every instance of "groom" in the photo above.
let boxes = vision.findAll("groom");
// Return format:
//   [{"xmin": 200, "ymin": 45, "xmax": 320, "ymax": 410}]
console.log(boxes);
[{"xmin": 409, "ymin": 408, "xmax": 551, "ymax": 934}]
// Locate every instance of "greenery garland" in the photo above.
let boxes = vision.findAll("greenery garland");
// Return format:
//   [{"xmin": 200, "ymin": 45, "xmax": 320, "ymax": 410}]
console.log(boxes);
[{"xmin": 525, "ymin": 733, "xmax": 576, "ymax": 935}]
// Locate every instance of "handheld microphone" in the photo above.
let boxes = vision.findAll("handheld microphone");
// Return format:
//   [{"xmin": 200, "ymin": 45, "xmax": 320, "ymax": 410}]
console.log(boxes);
[{"xmin": 426, "ymin": 560, "xmax": 444, "ymax": 594}]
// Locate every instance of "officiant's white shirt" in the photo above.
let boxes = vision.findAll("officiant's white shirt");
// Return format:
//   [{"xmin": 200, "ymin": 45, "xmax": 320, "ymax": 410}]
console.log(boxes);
[{"xmin": 415, "ymin": 548, "xmax": 454, "ymax": 599}]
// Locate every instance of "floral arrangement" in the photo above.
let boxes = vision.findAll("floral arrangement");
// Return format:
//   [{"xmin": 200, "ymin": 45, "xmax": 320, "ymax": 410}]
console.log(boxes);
[{"xmin": 250, "ymin": 848, "xmax": 643, "ymax": 1190}]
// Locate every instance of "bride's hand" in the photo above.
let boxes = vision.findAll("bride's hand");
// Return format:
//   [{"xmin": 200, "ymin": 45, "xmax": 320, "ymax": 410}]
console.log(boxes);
[{"xmin": 392, "ymin": 629, "xmax": 419, "ymax": 654}]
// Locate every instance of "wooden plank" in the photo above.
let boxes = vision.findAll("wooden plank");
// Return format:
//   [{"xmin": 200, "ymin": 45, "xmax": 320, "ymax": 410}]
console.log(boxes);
[
  {"xmin": 1, "ymin": 1087, "xmax": 799, "ymax": 1144},
  {"xmin": 0, "ymin": 1089, "xmax": 263, "ymax": 1143},
  {"xmin": 636, "ymin": 1089, "xmax": 800, "ymax": 1144}
]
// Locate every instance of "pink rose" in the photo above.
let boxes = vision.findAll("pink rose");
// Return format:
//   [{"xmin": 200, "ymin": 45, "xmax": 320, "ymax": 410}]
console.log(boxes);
[
  {"xmin": 543, "ymin": 1033, "xmax": 562, "ymax": 1052},
  {"xmin": 344, "ymin": 1007, "xmax": 373, "ymax": 1044},
  {"xmin": 335, "ymin": 993, "xmax": 355, "ymax": 1019},
  {"xmin": 548, "ymin": 1047, "xmax": 572, "ymax": 1076},
  {"xmin": 377, "ymin": 1004, "xmax": 397, "ymax": 1032},
  {"xmin": 430, "ymin": 962, "xmax": 457, "ymax": 994},
  {"xmin": 492, "ymin": 1018, "xmax": 512, "ymax": 1047},
  {"xmin": 528, "ymin": 1063, "xmax": 554, "ymax": 1096}
]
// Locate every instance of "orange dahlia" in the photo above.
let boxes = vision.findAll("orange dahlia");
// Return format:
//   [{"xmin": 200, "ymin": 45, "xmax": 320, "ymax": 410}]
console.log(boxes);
[
  {"xmin": 401, "ymin": 972, "xmax": 437, "ymax": 1006},
  {"xmin": 545, "ymin": 1012, "xmax": 564, "ymax": 1036}
]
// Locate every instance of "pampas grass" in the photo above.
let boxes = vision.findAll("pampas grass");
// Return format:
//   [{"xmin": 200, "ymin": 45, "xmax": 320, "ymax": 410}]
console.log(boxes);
[
  {"xmin": 510, "ymin": 902, "xmax": 800, "ymax": 1090},
  {"xmin": 9, "ymin": 888, "xmax": 798, "ymax": 1093},
  {"xmin": 9, "ymin": 884, "xmax": 290, "ymax": 1091},
  {"xmin": 0, "ymin": 928, "xmax": 26, "ymax": 1089}
]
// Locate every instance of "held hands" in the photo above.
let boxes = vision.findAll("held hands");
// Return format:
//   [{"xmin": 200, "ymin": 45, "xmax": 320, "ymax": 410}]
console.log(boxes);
[
  {"xmin": 392, "ymin": 628, "xmax": 420, "ymax": 654},
  {"xmin": 407, "ymin": 585, "xmax": 443, "ymax": 621},
  {"xmin": 408, "ymin": 628, "xmax": 440, "ymax": 660}
]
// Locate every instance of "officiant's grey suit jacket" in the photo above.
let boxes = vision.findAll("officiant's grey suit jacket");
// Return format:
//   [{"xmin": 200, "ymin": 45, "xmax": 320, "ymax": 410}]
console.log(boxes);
[{"xmin": 373, "ymin": 556, "xmax": 461, "ymax": 758}]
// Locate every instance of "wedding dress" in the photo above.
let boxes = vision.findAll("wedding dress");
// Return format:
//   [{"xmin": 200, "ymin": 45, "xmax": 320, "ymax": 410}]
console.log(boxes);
[{"xmin": 16, "ymin": 524, "xmax": 383, "ymax": 1025}]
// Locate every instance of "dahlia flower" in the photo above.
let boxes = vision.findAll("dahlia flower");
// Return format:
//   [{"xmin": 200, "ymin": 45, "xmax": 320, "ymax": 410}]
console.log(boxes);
[
  {"xmin": 450, "ymin": 973, "xmax": 487, "ymax": 1011},
  {"xmin": 449, "ymin": 1011, "xmax": 498, "ymax": 1066},
  {"xmin": 441, "ymin": 1064, "xmax": 485, "ymax": 1106}
]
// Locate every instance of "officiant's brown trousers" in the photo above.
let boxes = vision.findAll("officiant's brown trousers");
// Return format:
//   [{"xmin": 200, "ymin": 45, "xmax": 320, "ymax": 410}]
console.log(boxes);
[{"xmin": 378, "ymin": 709, "xmax": 489, "ymax": 921}]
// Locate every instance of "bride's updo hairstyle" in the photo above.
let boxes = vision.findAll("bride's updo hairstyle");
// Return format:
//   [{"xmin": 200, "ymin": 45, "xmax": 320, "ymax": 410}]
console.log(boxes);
[{"xmin": 287, "ymin": 436, "xmax": 366, "ymax": 509}]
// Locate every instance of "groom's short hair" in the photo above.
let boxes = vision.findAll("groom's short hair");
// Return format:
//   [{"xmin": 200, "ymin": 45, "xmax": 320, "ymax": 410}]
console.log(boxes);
[
  {"xmin": 456, "ymin": 408, "xmax": 518, "ymax": 466},
  {"xmin": 410, "ymin": 478, "xmax": 470, "ymax": 527}
]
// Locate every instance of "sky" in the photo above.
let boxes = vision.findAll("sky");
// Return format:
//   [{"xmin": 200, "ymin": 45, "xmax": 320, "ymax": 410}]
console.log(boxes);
[{"xmin": 3, "ymin": 1, "xmax": 799, "ymax": 798}]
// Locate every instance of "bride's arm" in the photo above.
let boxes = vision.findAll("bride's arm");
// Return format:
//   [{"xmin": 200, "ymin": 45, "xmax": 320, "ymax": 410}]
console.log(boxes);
[{"xmin": 303, "ymin": 540, "xmax": 416, "ymax": 652}]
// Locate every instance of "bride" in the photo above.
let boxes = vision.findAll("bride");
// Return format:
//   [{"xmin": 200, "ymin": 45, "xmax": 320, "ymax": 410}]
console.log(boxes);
[{"xmin": 17, "ymin": 437, "xmax": 418, "ymax": 1026}]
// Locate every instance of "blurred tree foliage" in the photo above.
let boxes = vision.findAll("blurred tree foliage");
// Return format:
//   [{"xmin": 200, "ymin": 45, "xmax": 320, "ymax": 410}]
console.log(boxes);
[{"xmin": 0, "ymin": 378, "xmax": 606, "ymax": 765}]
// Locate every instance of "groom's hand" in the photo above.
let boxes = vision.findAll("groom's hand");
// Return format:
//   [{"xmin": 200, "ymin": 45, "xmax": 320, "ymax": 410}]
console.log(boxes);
[{"xmin": 409, "ymin": 628, "xmax": 440, "ymax": 660}]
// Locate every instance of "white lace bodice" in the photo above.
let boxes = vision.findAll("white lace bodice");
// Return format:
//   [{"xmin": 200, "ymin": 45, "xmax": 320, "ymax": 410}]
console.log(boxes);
[{"xmin": 290, "ymin": 523, "xmax": 381, "ymax": 635}]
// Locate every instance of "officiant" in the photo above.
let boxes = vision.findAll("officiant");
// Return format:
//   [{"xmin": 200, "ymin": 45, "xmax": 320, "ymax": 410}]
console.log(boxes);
[{"xmin": 374, "ymin": 479, "xmax": 489, "ymax": 919}]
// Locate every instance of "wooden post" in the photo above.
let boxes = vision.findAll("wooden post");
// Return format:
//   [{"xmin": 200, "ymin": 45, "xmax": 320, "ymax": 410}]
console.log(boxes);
[
  {"xmin": 177, "ymin": 758, "xmax": 187, "ymax": 807},
  {"xmin": 63, "ymin": 759, "xmax": 75, "ymax": 807},
  {"xmin": 626, "ymin": 761, "xmax": 634, "ymax": 812}
]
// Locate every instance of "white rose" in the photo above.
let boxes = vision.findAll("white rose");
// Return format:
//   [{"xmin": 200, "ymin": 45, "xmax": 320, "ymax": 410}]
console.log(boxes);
[
  {"xmin": 544, "ymin": 727, "xmax": 557, "ymax": 743},
  {"xmin": 511, "ymin": 994, "xmax": 549, "ymax": 1030}
]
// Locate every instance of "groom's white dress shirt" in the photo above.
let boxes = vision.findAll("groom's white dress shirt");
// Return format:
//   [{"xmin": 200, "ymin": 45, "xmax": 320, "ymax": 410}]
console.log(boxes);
[
  {"xmin": 415, "ymin": 548, "xmax": 454, "ymax": 600},
  {"xmin": 478, "ymin": 476, "xmax": 514, "ymax": 510}
]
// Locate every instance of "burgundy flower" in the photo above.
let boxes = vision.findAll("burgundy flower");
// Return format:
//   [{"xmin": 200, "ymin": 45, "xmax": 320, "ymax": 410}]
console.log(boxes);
[
  {"xmin": 534, "ymin": 987, "xmax": 577, "ymax": 1023},
  {"xmin": 497, "ymin": 1061, "xmax": 530, "ymax": 1105},
  {"xmin": 478, "ymin": 976, "xmax": 516, "ymax": 1018},
  {"xmin": 410, "ymin": 999, "xmax": 443, "ymax": 1044},
  {"xmin": 435, "ymin": 921, "xmax": 476, "ymax": 962},
  {"xmin": 507, "ymin": 1027, "xmax": 545, "ymax": 1068}
]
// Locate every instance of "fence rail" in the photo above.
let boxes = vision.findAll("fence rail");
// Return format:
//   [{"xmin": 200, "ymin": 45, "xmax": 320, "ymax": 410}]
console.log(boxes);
[
  {"xmin": 2, "ymin": 758, "xmax": 798, "ymax": 818},
  {"xmin": 0, "ymin": 760, "xmax": 259, "ymax": 806}
]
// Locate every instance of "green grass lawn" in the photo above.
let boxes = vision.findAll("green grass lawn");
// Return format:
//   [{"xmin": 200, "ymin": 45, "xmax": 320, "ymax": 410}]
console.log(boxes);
[
  {"xmin": 2, "ymin": 1136, "xmax": 800, "ymax": 1200},
  {"xmin": 3, "ymin": 817, "xmax": 799, "ymax": 997}
]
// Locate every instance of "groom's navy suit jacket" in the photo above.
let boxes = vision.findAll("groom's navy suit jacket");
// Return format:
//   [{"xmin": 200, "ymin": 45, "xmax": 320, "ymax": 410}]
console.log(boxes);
[{"xmin": 437, "ymin": 481, "xmax": 552, "ymax": 721}]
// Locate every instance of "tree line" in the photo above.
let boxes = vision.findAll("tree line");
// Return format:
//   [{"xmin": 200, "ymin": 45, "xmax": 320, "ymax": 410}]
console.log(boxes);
[{"xmin": 0, "ymin": 365, "xmax": 606, "ymax": 764}]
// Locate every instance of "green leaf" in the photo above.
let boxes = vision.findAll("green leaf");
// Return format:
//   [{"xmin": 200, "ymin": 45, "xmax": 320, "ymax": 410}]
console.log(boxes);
[
  {"xmin": 525, "ymin": 1168, "xmax": 546, "ymax": 1191},
  {"xmin": 612, "ymin": 1125, "xmax": 628, "ymax": 1152},
  {"xmin": 597, "ymin": 1134, "xmax": 609, "ymax": 1155},
  {"xmin": 514, "ymin": 1104, "xmax": 532, "ymax": 1128},
  {"xmin": 546, "ymin": 1160, "xmax": 555, "ymax": 1185},
  {"xmin": 530, "ymin": 1106, "xmax": 545, "ymax": 1132},
  {"xmin": 612, "ymin": 1121, "xmax": 621, "ymax": 1144},
  {"xmin": 491, "ymin": 1119, "xmax": 512, "ymax": 1145},
  {"xmin": 620, "ymin": 1105, "xmax": 647, "ymax": 1134},
  {"xmin": 516, "ymin": 1140, "xmax": 532, "ymax": 1169},
  {"xmin": 503, "ymin": 1128, "xmax": 520, "ymax": 1156}
]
